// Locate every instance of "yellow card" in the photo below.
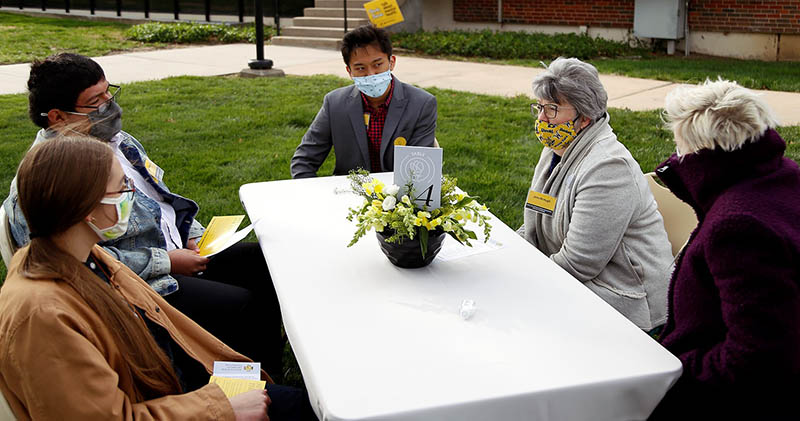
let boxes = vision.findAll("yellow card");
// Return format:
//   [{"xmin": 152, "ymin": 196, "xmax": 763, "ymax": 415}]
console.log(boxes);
[
  {"xmin": 364, "ymin": 0, "xmax": 405, "ymax": 28},
  {"xmin": 394, "ymin": 136, "xmax": 407, "ymax": 146},
  {"xmin": 209, "ymin": 376, "xmax": 266, "ymax": 398},
  {"xmin": 364, "ymin": 113, "xmax": 370, "ymax": 126},
  {"xmin": 525, "ymin": 190, "xmax": 556, "ymax": 216},
  {"xmin": 197, "ymin": 215, "xmax": 246, "ymax": 257},
  {"xmin": 144, "ymin": 159, "xmax": 164, "ymax": 183}
]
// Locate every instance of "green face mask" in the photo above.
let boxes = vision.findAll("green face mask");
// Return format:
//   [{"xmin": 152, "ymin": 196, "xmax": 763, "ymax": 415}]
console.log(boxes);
[{"xmin": 534, "ymin": 117, "xmax": 581, "ymax": 150}]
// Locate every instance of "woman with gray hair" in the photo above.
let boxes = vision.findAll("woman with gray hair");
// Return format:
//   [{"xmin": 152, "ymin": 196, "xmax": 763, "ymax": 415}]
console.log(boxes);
[
  {"xmin": 520, "ymin": 57, "xmax": 673, "ymax": 333},
  {"xmin": 650, "ymin": 79, "xmax": 800, "ymax": 419}
]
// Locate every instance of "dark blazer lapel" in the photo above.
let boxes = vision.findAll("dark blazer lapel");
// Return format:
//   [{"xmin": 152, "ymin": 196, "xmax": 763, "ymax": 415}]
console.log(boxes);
[
  {"xmin": 346, "ymin": 85, "xmax": 372, "ymax": 168},
  {"xmin": 380, "ymin": 80, "xmax": 409, "ymax": 165}
]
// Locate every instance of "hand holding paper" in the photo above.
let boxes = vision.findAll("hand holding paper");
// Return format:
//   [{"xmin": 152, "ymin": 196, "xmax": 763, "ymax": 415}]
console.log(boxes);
[{"xmin": 209, "ymin": 361, "xmax": 265, "ymax": 398}]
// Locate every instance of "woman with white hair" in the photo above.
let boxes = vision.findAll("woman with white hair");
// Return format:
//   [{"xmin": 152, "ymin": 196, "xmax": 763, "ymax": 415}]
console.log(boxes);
[
  {"xmin": 650, "ymin": 79, "xmax": 800, "ymax": 419},
  {"xmin": 520, "ymin": 57, "xmax": 673, "ymax": 332}
]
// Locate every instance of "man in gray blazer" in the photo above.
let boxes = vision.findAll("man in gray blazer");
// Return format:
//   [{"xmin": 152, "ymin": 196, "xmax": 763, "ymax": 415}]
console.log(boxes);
[{"xmin": 290, "ymin": 25, "xmax": 437, "ymax": 178}]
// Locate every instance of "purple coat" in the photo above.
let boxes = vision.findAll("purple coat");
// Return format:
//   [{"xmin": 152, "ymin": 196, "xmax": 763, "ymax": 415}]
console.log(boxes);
[{"xmin": 650, "ymin": 129, "xmax": 800, "ymax": 419}]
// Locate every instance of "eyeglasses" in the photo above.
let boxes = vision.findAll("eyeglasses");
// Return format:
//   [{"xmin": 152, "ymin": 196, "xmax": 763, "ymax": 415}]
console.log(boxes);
[
  {"xmin": 531, "ymin": 102, "xmax": 574, "ymax": 120},
  {"xmin": 40, "ymin": 84, "xmax": 122, "ymax": 118},
  {"xmin": 106, "ymin": 176, "xmax": 135, "ymax": 196},
  {"xmin": 77, "ymin": 84, "xmax": 121, "ymax": 114}
]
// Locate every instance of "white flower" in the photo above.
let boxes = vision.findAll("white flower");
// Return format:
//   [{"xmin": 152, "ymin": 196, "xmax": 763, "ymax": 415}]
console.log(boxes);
[
  {"xmin": 385, "ymin": 184, "xmax": 400, "ymax": 196},
  {"xmin": 382, "ymin": 195, "xmax": 397, "ymax": 211}
]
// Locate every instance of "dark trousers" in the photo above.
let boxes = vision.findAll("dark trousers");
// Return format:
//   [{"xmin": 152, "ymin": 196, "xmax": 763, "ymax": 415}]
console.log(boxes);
[
  {"xmin": 265, "ymin": 383, "xmax": 318, "ymax": 421},
  {"xmin": 165, "ymin": 242, "xmax": 284, "ymax": 378}
]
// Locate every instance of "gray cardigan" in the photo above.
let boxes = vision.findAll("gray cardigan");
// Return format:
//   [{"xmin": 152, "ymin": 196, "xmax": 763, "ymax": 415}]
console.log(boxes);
[{"xmin": 520, "ymin": 113, "xmax": 672, "ymax": 330}]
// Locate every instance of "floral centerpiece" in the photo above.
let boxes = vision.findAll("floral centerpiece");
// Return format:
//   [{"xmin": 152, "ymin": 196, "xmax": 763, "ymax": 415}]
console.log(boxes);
[{"xmin": 346, "ymin": 169, "xmax": 492, "ymax": 268}]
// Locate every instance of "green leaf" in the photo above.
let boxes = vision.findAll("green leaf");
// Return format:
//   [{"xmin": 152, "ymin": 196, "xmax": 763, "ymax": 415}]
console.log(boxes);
[{"xmin": 419, "ymin": 227, "xmax": 429, "ymax": 258}]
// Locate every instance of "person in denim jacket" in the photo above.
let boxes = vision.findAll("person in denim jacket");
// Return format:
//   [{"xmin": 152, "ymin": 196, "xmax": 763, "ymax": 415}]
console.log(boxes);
[
  {"xmin": 6, "ymin": 128, "xmax": 197, "ymax": 296},
  {"xmin": 3, "ymin": 53, "xmax": 285, "ymax": 378}
]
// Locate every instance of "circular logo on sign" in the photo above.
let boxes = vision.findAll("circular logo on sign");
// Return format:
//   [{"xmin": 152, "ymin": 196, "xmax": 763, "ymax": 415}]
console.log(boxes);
[{"xmin": 398, "ymin": 153, "xmax": 435, "ymax": 186}]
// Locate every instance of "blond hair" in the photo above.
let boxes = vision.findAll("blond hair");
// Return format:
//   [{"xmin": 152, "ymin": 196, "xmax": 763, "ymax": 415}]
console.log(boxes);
[{"xmin": 663, "ymin": 79, "xmax": 778, "ymax": 154}]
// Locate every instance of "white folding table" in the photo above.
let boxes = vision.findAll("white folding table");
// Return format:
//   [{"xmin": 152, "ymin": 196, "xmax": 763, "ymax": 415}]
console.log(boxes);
[{"xmin": 240, "ymin": 173, "xmax": 681, "ymax": 421}]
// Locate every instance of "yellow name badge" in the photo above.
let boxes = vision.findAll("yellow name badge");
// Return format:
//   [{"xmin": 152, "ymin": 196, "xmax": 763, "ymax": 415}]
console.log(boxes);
[
  {"xmin": 525, "ymin": 190, "xmax": 556, "ymax": 216},
  {"xmin": 364, "ymin": 0, "xmax": 405, "ymax": 28},
  {"xmin": 394, "ymin": 136, "xmax": 407, "ymax": 146},
  {"xmin": 144, "ymin": 158, "xmax": 164, "ymax": 184}
]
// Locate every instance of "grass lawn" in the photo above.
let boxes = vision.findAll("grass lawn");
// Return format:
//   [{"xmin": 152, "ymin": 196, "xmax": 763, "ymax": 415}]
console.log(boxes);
[
  {"xmin": 1, "ymin": 74, "xmax": 799, "ymax": 260},
  {"xmin": 0, "ymin": 11, "xmax": 168, "ymax": 64},
  {"xmin": 1, "ymin": 74, "xmax": 798, "ymax": 383},
  {"xmin": 552, "ymin": 56, "xmax": 799, "ymax": 93},
  {"xmin": 400, "ymin": 52, "xmax": 800, "ymax": 93},
  {"xmin": 391, "ymin": 30, "xmax": 800, "ymax": 93},
  {"xmin": 2, "ymin": 12, "xmax": 798, "ymax": 93}
]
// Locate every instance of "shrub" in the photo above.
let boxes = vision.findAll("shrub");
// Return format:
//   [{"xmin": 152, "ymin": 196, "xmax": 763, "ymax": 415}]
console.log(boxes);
[
  {"xmin": 391, "ymin": 30, "xmax": 642, "ymax": 60},
  {"xmin": 126, "ymin": 22, "xmax": 274, "ymax": 44}
]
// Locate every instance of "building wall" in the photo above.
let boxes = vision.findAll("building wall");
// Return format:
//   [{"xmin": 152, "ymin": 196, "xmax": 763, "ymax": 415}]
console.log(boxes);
[
  {"xmin": 452, "ymin": 0, "xmax": 800, "ymax": 35},
  {"xmin": 454, "ymin": 0, "xmax": 634, "ymax": 28},
  {"xmin": 689, "ymin": 0, "xmax": 800, "ymax": 34},
  {"xmin": 436, "ymin": 0, "xmax": 800, "ymax": 61}
]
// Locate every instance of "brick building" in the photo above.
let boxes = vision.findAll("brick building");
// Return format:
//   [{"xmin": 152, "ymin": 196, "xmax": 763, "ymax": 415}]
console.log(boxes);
[{"xmin": 419, "ymin": 0, "xmax": 800, "ymax": 61}]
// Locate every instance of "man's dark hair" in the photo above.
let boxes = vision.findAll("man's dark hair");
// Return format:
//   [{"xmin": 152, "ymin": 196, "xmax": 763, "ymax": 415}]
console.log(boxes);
[
  {"xmin": 27, "ymin": 53, "xmax": 105, "ymax": 129},
  {"xmin": 341, "ymin": 25, "xmax": 392, "ymax": 66}
]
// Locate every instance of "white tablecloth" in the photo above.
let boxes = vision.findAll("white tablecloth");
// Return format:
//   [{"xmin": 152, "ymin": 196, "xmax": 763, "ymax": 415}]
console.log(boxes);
[{"xmin": 240, "ymin": 173, "xmax": 681, "ymax": 421}]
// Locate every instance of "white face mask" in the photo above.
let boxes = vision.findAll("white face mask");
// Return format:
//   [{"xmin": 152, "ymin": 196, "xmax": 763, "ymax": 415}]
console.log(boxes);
[
  {"xmin": 352, "ymin": 69, "xmax": 392, "ymax": 98},
  {"xmin": 87, "ymin": 190, "xmax": 134, "ymax": 241}
]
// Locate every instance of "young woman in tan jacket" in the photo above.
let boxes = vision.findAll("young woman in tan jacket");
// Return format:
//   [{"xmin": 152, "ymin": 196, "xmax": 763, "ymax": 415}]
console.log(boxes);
[{"xmin": 0, "ymin": 135, "xmax": 315, "ymax": 420}]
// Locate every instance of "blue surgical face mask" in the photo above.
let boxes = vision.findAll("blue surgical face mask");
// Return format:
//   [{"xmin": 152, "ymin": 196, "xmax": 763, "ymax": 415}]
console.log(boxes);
[{"xmin": 352, "ymin": 70, "xmax": 392, "ymax": 98}]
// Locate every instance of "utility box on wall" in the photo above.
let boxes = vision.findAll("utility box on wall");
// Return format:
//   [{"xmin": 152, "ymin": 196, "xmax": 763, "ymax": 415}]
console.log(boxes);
[{"xmin": 633, "ymin": 0, "xmax": 686, "ymax": 39}]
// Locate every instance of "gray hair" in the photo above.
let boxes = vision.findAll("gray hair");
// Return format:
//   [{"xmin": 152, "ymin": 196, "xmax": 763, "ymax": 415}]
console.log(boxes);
[
  {"xmin": 663, "ymin": 79, "xmax": 778, "ymax": 154},
  {"xmin": 532, "ymin": 57, "xmax": 607, "ymax": 120}
]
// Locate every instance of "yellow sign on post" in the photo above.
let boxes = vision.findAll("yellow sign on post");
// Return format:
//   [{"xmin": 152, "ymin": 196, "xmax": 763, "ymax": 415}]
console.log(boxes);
[{"xmin": 363, "ymin": 0, "xmax": 405, "ymax": 28}]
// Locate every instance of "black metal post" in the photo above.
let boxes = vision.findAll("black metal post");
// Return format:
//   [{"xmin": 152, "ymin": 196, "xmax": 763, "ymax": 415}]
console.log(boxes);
[
  {"xmin": 144, "ymin": 0, "xmax": 150, "ymax": 18},
  {"xmin": 238, "ymin": 0, "xmax": 244, "ymax": 23},
  {"xmin": 274, "ymin": 0, "xmax": 280, "ymax": 36},
  {"xmin": 90, "ymin": 0, "xmax": 95, "ymax": 15},
  {"xmin": 343, "ymin": 0, "xmax": 347, "ymax": 33},
  {"xmin": 65, "ymin": 0, "xmax": 69, "ymax": 13},
  {"xmin": 40, "ymin": 0, "xmax": 45, "ymax": 11},
  {"xmin": 204, "ymin": 0, "xmax": 210, "ymax": 21},
  {"xmin": 115, "ymin": 0, "xmax": 121, "ymax": 16},
  {"xmin": 173, "ymin": 0, "xmax": 179, "ymax": 20},
  {"xmin": 248, "ymin": 0, "xmax": 273, "ymax": 69},
  {"xmin": 18, "ymin": 0, "xmax": 22, "ymax": 10}
]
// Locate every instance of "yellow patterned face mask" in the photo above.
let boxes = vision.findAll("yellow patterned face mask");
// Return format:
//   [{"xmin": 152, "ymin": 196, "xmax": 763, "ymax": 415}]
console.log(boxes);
[{"xmin": 534, "ymin": 117, "xmax": 580, "ymax": 150}]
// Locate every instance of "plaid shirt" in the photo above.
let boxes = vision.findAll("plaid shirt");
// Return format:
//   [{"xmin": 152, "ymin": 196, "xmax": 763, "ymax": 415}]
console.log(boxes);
[{"xmin": 361, "ymin": 78, "xmax": 395, "ymax": 173}]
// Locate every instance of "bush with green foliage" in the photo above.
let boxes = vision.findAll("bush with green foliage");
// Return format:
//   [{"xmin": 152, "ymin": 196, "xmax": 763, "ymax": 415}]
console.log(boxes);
[
  {"xmin": 126, "ymin": 22, "xmax": 274, "ymax": 44},
  {"xmin": 391, "ymin": 30, "xmax": 642, "ymax": 60}
]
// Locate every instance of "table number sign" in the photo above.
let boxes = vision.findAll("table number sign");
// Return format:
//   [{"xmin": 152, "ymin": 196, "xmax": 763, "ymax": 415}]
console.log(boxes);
[{"xmin": 394, "ymin": 145, "xmax": 442, "ymax": 210}]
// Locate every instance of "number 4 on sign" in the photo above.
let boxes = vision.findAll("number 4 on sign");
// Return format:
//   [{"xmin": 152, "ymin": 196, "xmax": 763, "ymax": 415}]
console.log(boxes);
[{"xmin": 414, "ymin": 184, "xmax": 434, "ymax": 207}]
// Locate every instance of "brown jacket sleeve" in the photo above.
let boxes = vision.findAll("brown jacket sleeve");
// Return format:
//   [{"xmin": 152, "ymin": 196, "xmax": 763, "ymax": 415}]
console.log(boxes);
[{"xmin": 1, "ymin": 303, "xmax": 235, "ymax": 421}]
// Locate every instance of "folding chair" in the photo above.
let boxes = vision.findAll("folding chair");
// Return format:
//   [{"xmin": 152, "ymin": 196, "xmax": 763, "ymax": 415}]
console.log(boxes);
[
  {"xmin": 645, "ymin": 172, "xmax": 698, "ymax": 256},
  {"xmin": 0, "ymin": 206, "xmax": 19, "ymax": 268}
]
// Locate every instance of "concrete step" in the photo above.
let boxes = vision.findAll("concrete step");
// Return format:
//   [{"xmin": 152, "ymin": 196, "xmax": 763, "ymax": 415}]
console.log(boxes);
[
  {"xmin": 293, "ymin": 16, "xmax": 369, "ymax": 28},
  {"xmin": 315, "ymin": 0, "xmax": 370, "ymax": 8},
  {"xmin": 282, "ymin": 26, "xmax": 350, "ymax": 38},
  {"xmin": 271, "ymin": 36, "xmax": 342, "ymax": 50},
  {"xmin": 304, "ymin": 7, "xmax": 368, "ymax": 19}
]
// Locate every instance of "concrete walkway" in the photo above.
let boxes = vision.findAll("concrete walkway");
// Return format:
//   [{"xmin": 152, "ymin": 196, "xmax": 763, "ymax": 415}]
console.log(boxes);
[{"xmin": 1, "ymin": 43, "xmax": 798, "ymax": 125}]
